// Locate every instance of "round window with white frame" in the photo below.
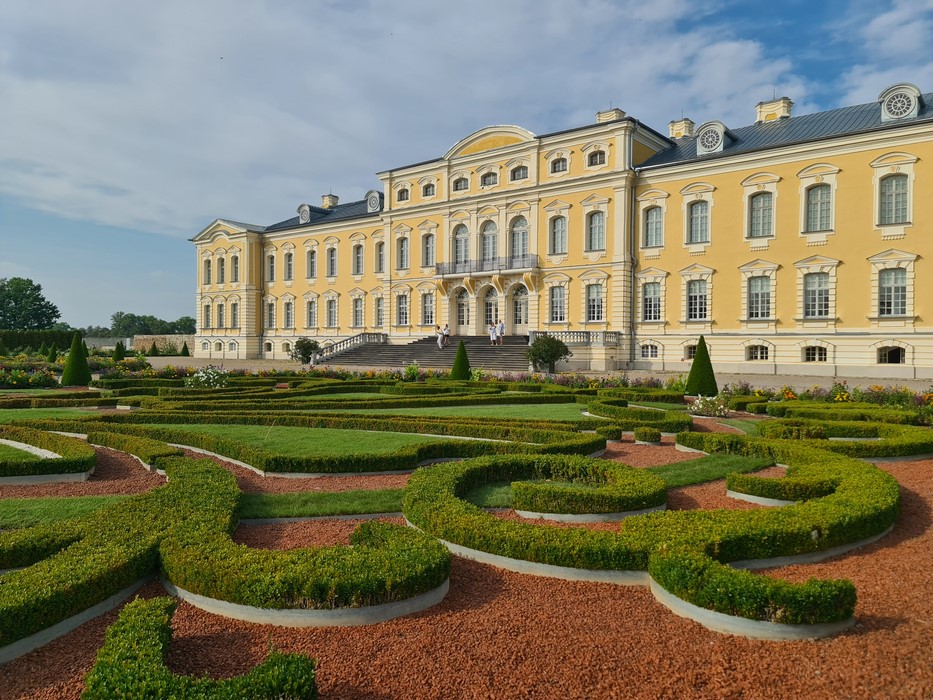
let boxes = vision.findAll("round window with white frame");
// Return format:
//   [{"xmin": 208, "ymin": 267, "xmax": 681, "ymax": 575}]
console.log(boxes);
[
  {"xmin": 697, "ymin": 128, "xmax": 722, "ymax": 152},
  {"xmin": 884, "ymin": 92, "xmax": 915, "ymax": 119}
]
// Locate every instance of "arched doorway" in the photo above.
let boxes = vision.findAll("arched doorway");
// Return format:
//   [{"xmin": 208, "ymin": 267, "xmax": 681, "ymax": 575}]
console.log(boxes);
[
  {"xmin": 455, "ymin": 288, "xmax": 471, "ymax": 334},
  {"xmin": 483, "ymin": 288, "xmax": 499, "ymax": 328},
  {"xmin": 512, "ymin": 284, "xmax": 528, "ymax": 335}
]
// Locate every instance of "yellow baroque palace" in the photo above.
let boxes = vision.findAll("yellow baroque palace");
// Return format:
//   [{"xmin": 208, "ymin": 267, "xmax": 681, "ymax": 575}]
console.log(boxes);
[{"xmin": 193, "ymin": 83, "xmax": 933, "ymax": 379}]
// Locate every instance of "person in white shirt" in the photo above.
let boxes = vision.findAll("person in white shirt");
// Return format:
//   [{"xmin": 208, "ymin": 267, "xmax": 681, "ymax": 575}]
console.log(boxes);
[{"xmin": 496, "ymin": 319, "xmax": 505, "ymax": 345}]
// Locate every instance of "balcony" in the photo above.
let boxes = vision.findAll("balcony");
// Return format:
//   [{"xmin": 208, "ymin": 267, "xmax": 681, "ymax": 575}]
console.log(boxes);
[{"xmin": 436, "ymin": 254, "xmax": 539, "ymax": 276}]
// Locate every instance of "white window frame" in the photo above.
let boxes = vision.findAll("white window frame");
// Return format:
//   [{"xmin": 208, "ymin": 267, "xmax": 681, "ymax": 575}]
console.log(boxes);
[
  {"xmin": 283, "ymin": 300, "xmax": 294, "ymax": 329},
  {"xmin": 680, "ymin": 183, "xmax": 714, "ymax": 252},
  {"xmin": 421, "ymin": 292, "xmax": 435, "ymax": 326},
  {"xmin": 549, "ymin": 216, "xmax": 567, "ymax": 255},
  {"xmin": 305, "ymin": 297, "xmax": 318, "ymax": 328},
  {"xmin": 230, "ymin": 255, "xmax": 239, "ymax": 283},
  {"xmin": 326, "ymin": 247, "xmax": 338, "ymax": 278},
  {"xmin": 870, "ymin": 153, "xmax": 917, "ymax": 240},
  {"xmin": 325, "ymin": 297, "xmax": 338, "ymax": 328},
  {"xmin": 422, "ymin": 232, "xmax": 436, "ymax": 267},
  {"xmin": 546, "ymin": 149, "xmax": 570, "ymax": 178},
  {"xmin": 797, "ymin": 163, "xmax": 839, "ymax": 244},
  {"xmin": 352, "ymin": 296, "xmax": 364, "ymax": 328},
  {"xmin": 396, "ymin": 236, "xmax": 409, "ymax": 270},
  {"xmin": 680, "ymin": 264, "xmax": 713, "ymax": 328},
  {"xmin": 636, "ymin": 268, "xmax": 668, "ymax": 326},
  {"xmin": 637, "ymin": 189, "xmax": 669, "ymax": 257},
  {"xmin": 738, "ymin": 260, "xmax": 778, "ymax": 329},
  {"xmin": 352, "ymin": 244, "xmax": 364, "ymax": 276},
  {"xmin": 283, "ymin": 251, "xmax": 294, "ymax": 281}
]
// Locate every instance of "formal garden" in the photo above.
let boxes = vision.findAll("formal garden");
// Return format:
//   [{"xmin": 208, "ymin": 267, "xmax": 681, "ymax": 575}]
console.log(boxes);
[{"xmin": 0, "ymin": 335, "xmax": 931, "ymax": 698}]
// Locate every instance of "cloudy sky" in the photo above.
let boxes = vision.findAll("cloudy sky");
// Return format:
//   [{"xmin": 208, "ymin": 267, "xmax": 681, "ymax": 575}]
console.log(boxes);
[{"xmin": 2, "ymin": 0, "xmax": 932, "ymax": 327}]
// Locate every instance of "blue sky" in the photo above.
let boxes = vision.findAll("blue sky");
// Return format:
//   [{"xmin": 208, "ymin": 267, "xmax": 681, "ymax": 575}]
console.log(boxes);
[{"xmin": 2, "ymin": 0, "xmax": 932, "ymax": 327}]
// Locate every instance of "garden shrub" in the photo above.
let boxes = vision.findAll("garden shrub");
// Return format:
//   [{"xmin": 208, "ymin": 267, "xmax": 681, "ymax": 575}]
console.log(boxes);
[
  {"xmin": 60, "ymin": 332, "xmax": 92, "ymax": 386},
  {"xmin": 450, "ymin": 340, "xmax": 471, "ymax": 380},
  {"xmin": 526, "ymin": 335, "xmax": 571, "ymax": 373},
  {"xmin": 180, "ymin": 341, "xmax": 190, "ymax": 357},
  {"xmin": 684, "ymin": 335, "xmax": 717, "ymax": 397},
  {"xmin": 82, "ymin": 597, "xmax": 318, "ymax": 699},
  {"xmin": 634, "ymin": 427, "xmax": 662, "ymax": 443},
  {"xmin": 587, "ymin": 400, "xmax": 693, "ymax": 432},
  {"xmin": 0, "ymin": 425, "xmax": 96, "ymax": 477}
]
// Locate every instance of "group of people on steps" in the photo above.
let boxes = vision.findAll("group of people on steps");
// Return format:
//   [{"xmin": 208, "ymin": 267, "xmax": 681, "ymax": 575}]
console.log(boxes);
[{"xmin": 435, "ymin": 320, "xmax": 507, "ymax": 348}]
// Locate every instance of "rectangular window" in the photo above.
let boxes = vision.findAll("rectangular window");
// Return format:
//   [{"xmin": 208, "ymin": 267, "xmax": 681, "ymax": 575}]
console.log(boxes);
[
  {"xmin": 216, "ymin": 303, "xmax": 225, "ymax": 329},
  {"xmin": 642, "ymin": 282, "xmax": 661, "ymax": 321},
  {"xmin": 218, "ymin": 259, "xmax": 225, "ymax": 284},
  {"xmin": 550, "ymin": 217, "xmax": 567, "ymax": 254},
  {"xmin": 352, "ymin": 298, "xmax": 364, "ymax": 327},
  {"xmin": 747, "ymin": 276, "xmax": 771, "ymax": 319},
  {"xmin": 375, "ymin": 297, "xmax": 384, "ymax": 327},
  {"xmin": 644, "ymin": 208, "xmax": 663, "ymax": 247},
  {"xmin": 423, "ymin": 235, "xmax": 435, "ymax": 267},
  {"xmin": 202, "ymin": 304, "xmax": 211, "ymax": 329},
  {"xmin": 586, "ymin": 211, "xmax": 605, "ymax": 251},
  {"xmin": 284, "ymin": 301, "xmax": 294, "ymax": 328},
  {"xmin": 230, "ymin": 256, "xmax": 239, "ymax": 283},
  {"xmin": 265, "ymin": 302, "xmax": 275, "ymax": 329},
  {"xmin": 684, "ymin": 344, "xmax": 697, "ymax": 360},
  {"xmin": 549, "ymin": 286, "xmax": 566, "ymax": 323},
  {"xmin": 586, "ymin": 284, "xmax": 603, "ymax": 322},
  {"xmin": 803, "ymin": 273, "xmax": 830, "ymax": 318},
  {"xmin": 688, "ymin": 201, "xmax": 709, "ymax": 243},
  {"xmin": 306, "ymin": 300, "xmax": 317, "ymax": 327},
  {"xmin": 267, "ymin": 256, "xmax": 275, "ymax": 282},
  {"xmin": 879, "ymin": 268, "xmax": 907, "ymax": 316},
  {"xmin": 397, "ymin": 295, "xmax": 409, "ymax": 325},
  {"xmin": 353, "ymin": 246, "xmax": 363, "ymax": 275},
  {"xmin": 806, "ymin": 185, "xmax": 831, "ymax": 232},
  {"xmin": 397, "ymin": 239, "xmax": 409, "ymax": 270},
  {"xmin": 422, "ymin": 293, "xmax": 435, "ymax": 326},
  {"xmin": 804, "ymin": 346, "xmax": 827, "ymax": 362},
  {"xmin": 686, "ymin": 280, "xmax": 707, "ymax": 320},
  {"xmin": 880, "ymin": 175, "xmax": 908, "ymax": 225},
  {"xmin": 307, "ymin": 251, "xmax": 317, "ymax": 278},
  {"xmin": 327, "ymin": 249, "xmax": 337, "ymax": 277},
  {"xmin": 376, "ymin": 243, "xmax": 385, "ymax": 273},
  {"xmin": 748, "ymin": 193, "xmax": 773, "ymax": 238},
  {"xmin": 284, "ymin": 253, "xmax": 293, "ymax": 281},
  {"xmin": 640, "ymin": 344, "xmax": 658, "ymax": 359},
  {"xmin": 326, "ymin": 299, "xmax": 337, "ymax": 327},
  {"xmin": 746, "ymin": 345, "xmax": 769, "ymax": 361},
  {"xmin": 231, "ymin": 302, "xmax": 239, "ymax": 329}
]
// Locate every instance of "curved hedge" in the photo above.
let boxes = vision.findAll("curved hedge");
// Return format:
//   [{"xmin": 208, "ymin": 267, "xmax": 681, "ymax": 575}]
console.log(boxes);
[
  {"xmin": 0, "ymin": 425, "xmax": 96, "ymax": 477},
  {"xmin": 404, "ymin": 436, "xmax": 900, "ymax": 625},
  {"xmin": 754, "ymin": 418, "xmax": 933, "ymax": 459},
  {"xmin": 86, "ymin": 432, "xmax": 183, "ymax": 466},
  {"xmin": 765, "ymin": 402, "xmax": 923, "ymax": 425},
  {"xmin": 587, "ymin": 400, "xmax": 693, "ymax": 433},
  {"xmin": 82, "ymin": 597, "xmax": 318, "ymax": 699}
]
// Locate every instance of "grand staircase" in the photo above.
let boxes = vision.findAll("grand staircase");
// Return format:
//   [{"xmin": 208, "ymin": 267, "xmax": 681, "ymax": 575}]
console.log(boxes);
[{"xmin": 323, "ymin": 335, "xmax": 531, "ymax": 372}]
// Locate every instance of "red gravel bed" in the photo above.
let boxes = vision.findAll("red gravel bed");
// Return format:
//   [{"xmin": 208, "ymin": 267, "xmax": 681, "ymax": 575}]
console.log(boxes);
[
  {"xmin": 0, "ymin": 446, "xmax": 165, "ymax": 499},
  {"xmin": 3, "ymin": 463, "xmax": 930, "ymax": 699},
  {"xmin": 179, "ymin": 448, "xmax": 410, "ymax": 494},
  {"xmin": 602, "ymin": 437, "xmax": 704, "ymax": 468},
  {"xmin": 233, "ymin": 516, "xmax": 406, "ymax": 549}
]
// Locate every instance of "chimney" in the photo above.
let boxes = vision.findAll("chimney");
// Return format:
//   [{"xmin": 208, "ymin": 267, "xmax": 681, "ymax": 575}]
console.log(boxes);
[
  {"xmin": 756, "ymin": 97, "xmax": 793, "ymax": 123},
  {"xmin": 321, "ymin": 193, "xmax": 339, "ymax": 209},
  {"xmin": 595, "ymin": 108, "xmax": 626, "ymax": 123},
  {"xmin": 668, "ymin": 118, "xmax": 695, "ymax": 139}
]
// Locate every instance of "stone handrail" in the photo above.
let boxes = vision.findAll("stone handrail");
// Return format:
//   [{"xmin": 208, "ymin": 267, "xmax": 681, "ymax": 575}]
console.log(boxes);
[
  {"xmin": 528, "ymin": 330, "xmax": 622, "ymax": 346},
  {"xmin": 319, "ymin": 332, "xmax": 388, "ymax": 360},
  {"xmin": 436, "ymin": 254, "xmax": 540, "ymax": 276}
]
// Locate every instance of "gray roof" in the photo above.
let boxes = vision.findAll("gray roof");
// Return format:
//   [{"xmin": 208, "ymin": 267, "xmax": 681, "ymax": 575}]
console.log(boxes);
[
  {"xmin": 218, "ymin": 219, "xmax": 266, "ymax": 232},
  {"xmin": 264, "ymin": 193, "xmax": 384, "ymax": 233},
  {"xmin": 640, "ymin": 94, "xmax": 933, "ymax": 169}
]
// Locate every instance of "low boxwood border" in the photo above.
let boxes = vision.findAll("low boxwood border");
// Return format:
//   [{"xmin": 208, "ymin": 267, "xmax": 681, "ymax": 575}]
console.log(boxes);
[
  {"xmin": 0, "ymin": 425, "xmax": 96, "ymax": 478},
  {"xmin": 587, "ymin": 400, "xmax": 693, "ymax": 433}
]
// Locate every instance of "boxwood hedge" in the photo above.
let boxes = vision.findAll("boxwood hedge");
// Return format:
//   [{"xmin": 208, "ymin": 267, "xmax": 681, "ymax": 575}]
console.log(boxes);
[
  {"xmin": 0, "ymin": 425, "xmax": 96, "ymax": 477},
  {"xmin": 587, "ymin": 400, "xmax": 693, "ymax": 432}
]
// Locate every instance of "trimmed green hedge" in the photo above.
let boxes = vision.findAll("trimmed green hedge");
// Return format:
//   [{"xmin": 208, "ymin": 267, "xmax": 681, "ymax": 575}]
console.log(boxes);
[
  {"xmin": 634, "ymin": 427, "xmax": 662, "ymax": 443},
  {"xmin": 511, "ymin": 457, "xmax": 666, "ymax": 514},
  {"xmin": 0, "ymin": 425, "xmax": 96, "ymax": 477},
  {"xmin": 587, "ymin": 400, "xmax": 693, "ymax": 432},
  {"xmin": 91, "ymin": 378, "xmax": 186, "ymax": 389},
  {"xmin": 765, "ymin": 402, "xmax": 922, "ymax": 424},
  {"xmin": 86, "ymin": 432, "xmax": 183, "ymax": 466},
  {"xmin": 598, "ymin": 388, "xmax": 686, "ymax": 404},
  {"xmin": 82, "ymin": 597, "xmax": 317, "ymax": 699},
  {"xmin": 752, "ymin": 418, "xmax": 933, "ymax": 458}
]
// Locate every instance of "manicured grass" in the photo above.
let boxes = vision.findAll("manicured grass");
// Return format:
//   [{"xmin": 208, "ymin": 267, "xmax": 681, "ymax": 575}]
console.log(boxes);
[
  {"xmin": 283, "ymin": 392, "xmax": 389, "ymax": 401},
  {"xmin": 303, "ymin": 403, "xmax": 592, "ymax": 422},
  {"xmin": 0, "ymin": 495, "xmax": 127, "ymax": 529},
  {"xmin": 718, "ymin": 419, "xmax": 764, "ymax": 435},
  {"xmin": 462, "ymin": 454, "xmax": 775, "ymax": 507},
  {"xmin": 0, "ymin": 443, "xmax": 40, "ymax": 463},
  {"xmin": 153, "ymin": 424, "xmax": 446, "ymax": 456},
  {"xmin": 239, "ymin": 489, "xmax": 404, "ymax": 519},
  {"xmin": 0, "ymin": 408, "xmax": 92, "ymax": 425},
  {"xmin": 628, "ymin": 401, "xmax": 689, "ymax": 411},
  {"xmin": 647, "ymin": 454, "xmax": 774, "ymax": 488}
]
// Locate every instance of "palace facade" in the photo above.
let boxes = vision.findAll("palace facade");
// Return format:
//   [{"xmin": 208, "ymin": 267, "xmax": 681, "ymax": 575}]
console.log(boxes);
[{"xmin": 193, "ymin": 83, "xmax": 933, "ymax": 379}]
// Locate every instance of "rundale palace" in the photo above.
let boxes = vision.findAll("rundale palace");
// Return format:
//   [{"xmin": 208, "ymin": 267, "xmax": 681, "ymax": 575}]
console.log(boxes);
[{"xmin": 193, "ymin": 83, "xmax": 933, "ymax": 379}]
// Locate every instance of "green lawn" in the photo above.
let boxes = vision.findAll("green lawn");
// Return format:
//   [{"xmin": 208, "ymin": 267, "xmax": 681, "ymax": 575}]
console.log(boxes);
[
  {"xmin": 153, "ymin": 424, "xmax": 446, "ymax": 456},
  {"xmin": 301, "ymin": 403, "xmax": 592, "ymax": 422},
  {"xmin": 0, "ymin": 408, "xmax": 92, "ymax": 425},
  {"xmin": 0, "ymin": 443, "xmax": 40, "ymax": 463},
  {"xmin": 717, "ymin": 419, "xmax": 763, "ymax": 435},
  {"xmin": 461, "ymin": 454, "xmax": 775, "ymax": 507},
  {"xmin": 628, "ymin": 401, "xmax": 689, "ymax": 411},
  {"xmin": 239, "ymin": 489, "xmax": 403, "ymax": 519},
  {"xmin": 283, "ymin": 392, "xmax": 389, "ymax": 401},
  {"xmin": 0, "ymin": 495, "xmax": 126, "ymax": 529}
]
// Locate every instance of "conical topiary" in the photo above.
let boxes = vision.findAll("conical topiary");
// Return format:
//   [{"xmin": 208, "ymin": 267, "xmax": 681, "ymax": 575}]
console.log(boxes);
[
  {"xmin": 83, "ymin": 341, "xmax": 90, "ymax": 357},
  {"xmin": 113, "ymin": 341, "xmax": 126, "ymax": 361},
  {"xmin": 38, "ymin": 342, "xmax": 48, "ymax": 355},
  {"xmin": 149, "ymin": 342, "xmax": 160, "ymax": 357},
  {"xmin": 47, "ymin": 343, "xmax": 57, "ymax": 363},
  {"xmin": 449, "ymin": 340, "xmax": 471, "ymax": 380},
  {"xmin": 61, "ymin": 333, "xmax": 92, "ymax": 386},
  {"xmin": 180, "ymin": 341, "xmax": 190, "ymax": 357},
  {"xmin": 684, "ymin": 335, "xmax": 718, "ymax": 397}
]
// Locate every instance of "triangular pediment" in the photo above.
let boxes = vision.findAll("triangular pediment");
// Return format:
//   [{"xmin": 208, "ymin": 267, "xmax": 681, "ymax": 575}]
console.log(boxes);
[
  {"xmin": 580, "ymin": 194, "xmax": 610, "ymax": 206},
  {"xmin": 739, "ymin": 258, "xmax": 779, "ymax": 272},
  {"xmin": 192, "ymin": 219, "xmax": 261, "ymax": 243},
  {"xmin": 679, "ymin": 263, "xmax": 714, "ymax": 276},
  {"xmin": 794, "ymin": 255, "xmax": 840, "ymax": 269},
  {"xmin": 544, "ymin": 199, "xmax": 572, "ymax": 212},
  {"xmin": 867, "ymin": 248, "xmax": 918, "ymax": 264},
  {"xmin": 636, "ymin": 267, "xmax": 669, "ymax": 278}
]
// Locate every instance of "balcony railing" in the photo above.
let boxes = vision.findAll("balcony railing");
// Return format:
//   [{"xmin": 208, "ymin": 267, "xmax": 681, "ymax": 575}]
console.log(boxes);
[
  {"xmin": 319, "ymin": 332, "xmax": 388, "ymax": 361},
  {"xmin": 528, "ymin": 330, "xmax": 622, "ymax": 346},
  {"xmin": 436, "ymin": 254, "xmax": 539, "ymax": 276}
]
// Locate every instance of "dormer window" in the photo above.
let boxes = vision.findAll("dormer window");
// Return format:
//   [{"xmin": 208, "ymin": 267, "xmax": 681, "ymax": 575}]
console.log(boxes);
[
  {"xmin": 587, "ymin": 150, "xmax": 606, "ymax": 167},
  {"xmin": 397, "ymin": 188, "xmax": 410, "ymax": 202},
  {"xmin": 694, "ymin": 121, "xmax": 730, "ymax": 155},
  {"xmin": 480, "ymin": 172, "xmax": 498, "ymax": 187},
  {"xmin": 510, "ymin": 165, "xmax": 528, "ymax": 181},
  {"xmin": 297, "ymin": 204, "xmax": 311, "ymax": 224},
  {"xmin": 879, "ymin": 83, "xmax": 922, "ymax": 122},
  {"xmin": 453, "ymin": 177, "xmax": 469, "ymax": 192}
]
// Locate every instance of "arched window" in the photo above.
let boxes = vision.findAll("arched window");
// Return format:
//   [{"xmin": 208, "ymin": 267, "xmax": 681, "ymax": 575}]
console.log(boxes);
[
  {"xmin": 397, "ymin": 188, "xmax": 409, "ymax": 202},
  {"xmin": 230, "ymin": 302, "xmax": 239, "ymax": 328},
  {"xmin": 202, "ymin": 304, "xmax": 211, "ymax": 329},
  {"xmin": 878, "ymin": 346, "xmax": 905, "ymax": 364},
  {"xmin": 880, "ymin": 174, "xmax": 908, "ymax": 225},
  {"xmin": 688, "ymin": 201, "xmax": 709, "ymax": 243},
  {"xmin": 481, "ymin": 221, "xmax": 498, "ymax": 265},
  {"xmin": 587, "ymin": 150, "xmax": 606, "ymax": 166},
  {"xmin": 352, "ymin": 244, "xmax": 364, "ymax": 275},
  {"xmin": 748, "ymin": 192, "xmax": 773, "ymax": 238},
  {"xmin": 326, "ymin": 248, "xmax": 337, "ymax": 277},
  {"xmin": 375, "ymin": 242, "xmax": 385, "ymax": 273},
  {"xmin": 747, "ymin": 276, "xmax": 771, "ymax": 319},
  {"xmin": 510, "ymin": 165, "xmax": 528, "ymax": 181},
  {"xmin": 510, "ymin": 216, "xmax": 529, "ymax": 263},
  {"xmin": 644, "ymin": 207, "xmax": 663, "ymax": 247},
  {"xmin": 230, "ymin": 255, "xmax": 239, "ymax": 282},
  {"xmin": 550, "ymin": 157, "xmax": 567, "ymax": 174},
  {"xmin": 806, "ymin": 184, "xmax": 831, "ymax": 232},
  {"xmin": 484, "ymin": 288, "xmax": 498, "ymax": 326},
  {"xmin": 550, "ymin": 216, "xmax": 567, "ymax": 255},
  {"xmin": 265, "ymin": 301, "xmax": 275, "ymax": 329},
  {"xmin": 284, "ymin": 252, "xmax": 294, "ymax": 281},
  {"xmin": 480, "ymin": 172, "xmax": 498, "ymax": 187},
  {"xmin": 396, "ymin": 238, "xmax": 409, "ymax": 269},
  {"xmin": 586, "ymin": 211, "xmax": 605, "ymax": 250},
  {"xmin": 453, "ymin": 177, "xmax": 468, "ymax": 192},
  {"xmin": 217, "ymin": 258, "xmax": 225, "ymax": 284},
  {"xmin": 422, "ymin": 183, "xmax": 436, "ymax": 197},
  {"xmin": 453, "ymin": 225, "xmax": 469, "ymax": 266},
  {"xmin": 264, "ymin": 341, "xmax": 272, "ymax": 352},
  {"xmin": 283, "ymin": 342, "xmax": 291, "ymax": 353},
  {"xmin": 203, "ymin": 259, "xmax": 212, "ymax": 285},
  {"xmin": 228, "ymin": 341, "xmax": 238, "ymax": 352},
  {"xmin": 456, "ymin": 289, "xmax": 470, "ymax": 326},
  {"xmin": 879, "ymin": 268, "xmax": 907, "ymax": 316},
  {"xmin": 306, "ymin": 250, "xmax": 317, "ymax": 278},
  {"xmin": 201, "ymin": 341, "xmax": 209, "ymax": 351},
  {"xmin": 512, "ymin": 285, "xmax": 528, "ymax": 327},
  {"xmin": 216, "ymin": 303, "xmax": 225, "ymax": 328},
  {"xmin": 422, "ymin": 233, "xmax": 436, "ymax": 267}
]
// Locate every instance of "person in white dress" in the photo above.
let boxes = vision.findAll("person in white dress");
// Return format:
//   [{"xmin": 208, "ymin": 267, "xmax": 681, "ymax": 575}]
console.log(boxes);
[{"xmin": 489, "ymin": 323, "xmax": 497, "ymax": 345}]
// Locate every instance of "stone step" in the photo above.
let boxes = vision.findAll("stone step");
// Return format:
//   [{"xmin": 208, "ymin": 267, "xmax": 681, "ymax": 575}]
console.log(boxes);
[{"xmin": 324, "ymin": 335, "xmax": 531, "ymax": 371}]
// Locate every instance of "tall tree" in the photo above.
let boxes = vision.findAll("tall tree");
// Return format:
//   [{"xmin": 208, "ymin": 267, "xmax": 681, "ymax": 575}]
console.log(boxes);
[{"xmin": 0, "ymin": 278, "xmax": 61, "ymax": 330}]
